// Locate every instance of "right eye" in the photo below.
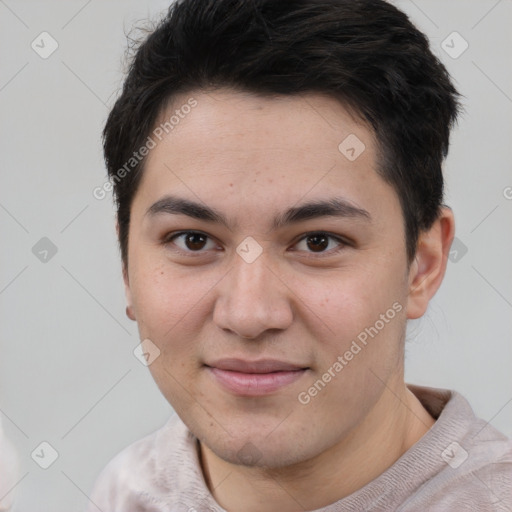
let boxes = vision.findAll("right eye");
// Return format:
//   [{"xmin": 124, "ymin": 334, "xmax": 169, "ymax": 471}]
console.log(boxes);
[{"xmin": 164, "ymin": 231, "xmax": 220, "ymax": 253}]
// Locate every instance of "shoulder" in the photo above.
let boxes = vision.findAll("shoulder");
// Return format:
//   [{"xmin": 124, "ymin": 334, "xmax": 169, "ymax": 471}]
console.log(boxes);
[
  {"xmin": 437, "ymin": 410, "xmax": 512, "ymax": 511},
  {"xmin": 407, "ymin": 441, "xmax": 512, "ymax": 511},
  {"xmin": 402, "ymin": 386, "xmax": 512, "ymax": 511},
  {"xmin": 86, "ymin": 414, "xmax": 193, "ymax": 511}
]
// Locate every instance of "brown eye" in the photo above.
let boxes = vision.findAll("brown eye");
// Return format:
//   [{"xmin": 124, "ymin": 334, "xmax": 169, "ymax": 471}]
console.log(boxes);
[
  {"xmin": 306, "ymin": 234, "xmax": 329, "ymax": 252},
  {"xmin": 293, "ymin": 232, "xmax": 346, "ymax": 255},
  {"xmin": 166, "ymin": 231, "xmax": 217, "ymax": 252},
  {"xmin": 184, "ymin": 232, "xmax": 207, "ymax": 250}
]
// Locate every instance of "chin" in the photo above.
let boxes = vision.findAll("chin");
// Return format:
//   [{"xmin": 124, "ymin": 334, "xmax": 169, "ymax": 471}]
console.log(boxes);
[
  {"xmin": 199, "ymin": 424, "xmax": 321, "ymax": 470},
  {"xmin": 217, "ymin": 442, "xmax": 306, "ymax": 469}
]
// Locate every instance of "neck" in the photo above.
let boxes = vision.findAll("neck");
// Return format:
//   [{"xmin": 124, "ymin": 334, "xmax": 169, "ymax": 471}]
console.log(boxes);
[{"xmin": 199, "ymin": 381, "xmax": 435, "ymax": 512}]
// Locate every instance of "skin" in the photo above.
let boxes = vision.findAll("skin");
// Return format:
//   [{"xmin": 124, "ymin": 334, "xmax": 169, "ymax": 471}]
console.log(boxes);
[{"xmin": 123, "ymin": 89, "xmax": 455, "ymax": 511}]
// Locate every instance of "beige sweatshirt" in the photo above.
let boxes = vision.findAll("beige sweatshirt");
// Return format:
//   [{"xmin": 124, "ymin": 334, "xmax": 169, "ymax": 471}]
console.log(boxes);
[{"xmin": 87, "ymin": 385, "xmax": 512, "ymax": 511}]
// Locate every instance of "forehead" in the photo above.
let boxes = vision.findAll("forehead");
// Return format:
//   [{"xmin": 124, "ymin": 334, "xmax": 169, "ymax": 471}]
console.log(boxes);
[
  {"xmin": 134, "ymin": 89, "xmax": 400, "ymax": 227},
  {"xmin": 150, "ymin": 89, "xmax": 374, "ymax": 166}
]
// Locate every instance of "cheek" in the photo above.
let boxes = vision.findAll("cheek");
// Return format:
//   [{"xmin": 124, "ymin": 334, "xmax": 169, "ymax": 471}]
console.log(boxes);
[
  {"xmin": 131, "ymin": 267, "xmax": 178, "ymax": 334},
  {"xmin": 129, "ymin": 257, "xmax": 218, "ymax": 359},
  {"xmin": 303, "ymin": 263, "xmax": 407, "ymax": 365},
  {"xmin": 129, "ymin": 262, "xmax": 210, "ymax": 405},
  {"xmin": 298, "ymin": 275, "xmax": 407, "ymax": 410},
  {"xmin": 308, "ymin": 264, "xmax": 403, "ymax": 326},
  {"xmin": 131, "ymin": 254, "xmax": 195, "ymax": 323}
]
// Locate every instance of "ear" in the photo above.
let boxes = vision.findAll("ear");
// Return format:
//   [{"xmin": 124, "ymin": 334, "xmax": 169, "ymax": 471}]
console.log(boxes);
[
  {"xmin": 117, "ymin": 220, "xmax": 136, "ymax": 321},
  {"xmin": 406, "ymin": 207, "xmax": 455, "ymax": 319}
]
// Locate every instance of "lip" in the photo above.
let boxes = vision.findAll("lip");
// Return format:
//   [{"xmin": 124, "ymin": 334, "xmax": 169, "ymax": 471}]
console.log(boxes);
[
  {"xmin": 205, "ymin": 358, "xmax": 309, "ymax": 396},
  {"xmin": 206, "ymin": 358, "xmax": 308, "ymax": 373}
]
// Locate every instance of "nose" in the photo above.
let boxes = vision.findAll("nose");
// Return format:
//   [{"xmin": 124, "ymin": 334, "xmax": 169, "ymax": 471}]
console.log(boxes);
[{"xmin": 213, "ymin": 250, "xmax": 294, "ymax": 340}]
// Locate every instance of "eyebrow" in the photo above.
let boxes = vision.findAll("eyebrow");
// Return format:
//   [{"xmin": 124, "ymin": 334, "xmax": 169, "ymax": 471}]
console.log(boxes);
[
  {"xmin": 146, "ymin": 195, "xmax": 371, "ymax": 230},
  {"xmin": 272, "ymin": 197, "xmax": 371, "ymax": 229}
]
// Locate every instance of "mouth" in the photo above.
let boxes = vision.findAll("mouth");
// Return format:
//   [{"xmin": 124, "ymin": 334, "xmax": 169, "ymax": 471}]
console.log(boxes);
[{"xmin": 204, "ymin": 358, "xmax": 310, "ymax": 396}]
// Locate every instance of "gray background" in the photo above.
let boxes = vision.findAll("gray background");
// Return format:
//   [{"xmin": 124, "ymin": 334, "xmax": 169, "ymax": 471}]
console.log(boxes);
[{"xmin": 0, "ymin": 1, "xmax": 511, "ymax": 510}]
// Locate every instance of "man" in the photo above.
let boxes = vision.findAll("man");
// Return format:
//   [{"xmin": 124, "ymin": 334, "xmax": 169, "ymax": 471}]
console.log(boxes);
[{"xmin": 87, "ymin": 0, "xmax": 512, "ymax": 510}]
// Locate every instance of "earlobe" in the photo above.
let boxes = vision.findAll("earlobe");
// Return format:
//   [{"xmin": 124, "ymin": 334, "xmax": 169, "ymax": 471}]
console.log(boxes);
[
  {"xmin": 122, "ymin": 262, "xmax": 136, "ymax": 321},
  {"xmin": 406, "ymin": 207, "xmax": 455, "ymax": 319},
  {"xmin": 124, "ymin": 284, "xmax": 137, "ymax": 321},
  {"xmin": 118, "ymin": 219, "xmax": 137, "ymax": 321},
  {"xmin": 126, "ymin": 305, "xmax": 136, "ymax": 321}
]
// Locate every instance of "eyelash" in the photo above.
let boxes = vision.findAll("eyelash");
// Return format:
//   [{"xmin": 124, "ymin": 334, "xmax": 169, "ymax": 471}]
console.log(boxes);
[{"xmin": 162, "ymin": 230, "xmax": 349, "ymax": 257}]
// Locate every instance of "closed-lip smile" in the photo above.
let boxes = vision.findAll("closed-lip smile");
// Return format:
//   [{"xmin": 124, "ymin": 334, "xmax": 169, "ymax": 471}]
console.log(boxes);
[{"xmin": 205, "ymin": 358, "xmax": 309, "ymax": 396}]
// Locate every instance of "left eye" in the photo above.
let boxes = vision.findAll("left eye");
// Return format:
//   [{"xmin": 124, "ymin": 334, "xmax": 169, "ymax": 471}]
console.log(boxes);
[
  {"xmin": 167, "ymin": 231, "xmax": 218, "ymax": 252},
  {"xmin": 293, "ymin": 232, "xmax": 345, "ymax": 254}
]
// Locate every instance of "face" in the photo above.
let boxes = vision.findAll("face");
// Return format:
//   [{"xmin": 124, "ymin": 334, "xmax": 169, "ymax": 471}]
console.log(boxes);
[{"xmin": 124, "ymin": 89, "xmax": 414, "ymax": 468}]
